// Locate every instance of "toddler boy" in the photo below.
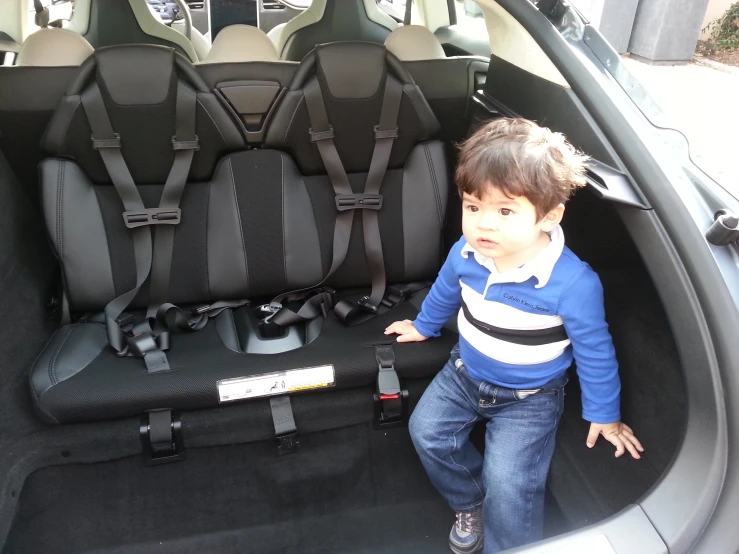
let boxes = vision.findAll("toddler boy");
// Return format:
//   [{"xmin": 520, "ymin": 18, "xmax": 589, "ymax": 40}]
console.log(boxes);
[{"xmin": 385, "ymin": 118, "xmax": 643, "ymax": 554}]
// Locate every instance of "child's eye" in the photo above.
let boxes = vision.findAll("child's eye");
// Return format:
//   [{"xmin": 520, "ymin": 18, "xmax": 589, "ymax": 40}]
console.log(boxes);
[
  {"xmin": 500, "ymin": 208, "xmax": 512, "ymax": 216},
  {"xmin": 465, "ymin": 205, "xmax": 479, "ymax": 213}
]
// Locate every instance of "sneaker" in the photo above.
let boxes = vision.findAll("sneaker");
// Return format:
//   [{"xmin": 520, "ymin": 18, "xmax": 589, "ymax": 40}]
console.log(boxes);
[{"xmin": 449, "ymin": 509, "xmax": 484, "ymax": 554}]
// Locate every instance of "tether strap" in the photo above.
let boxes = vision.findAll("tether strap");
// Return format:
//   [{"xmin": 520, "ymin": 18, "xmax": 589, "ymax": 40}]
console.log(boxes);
[{"xmin": 81, "ymin": 83, "xmax": 152, "ymax": 355}]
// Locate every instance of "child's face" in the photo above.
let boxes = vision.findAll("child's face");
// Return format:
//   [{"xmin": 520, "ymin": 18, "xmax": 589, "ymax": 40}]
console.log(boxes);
[{"xmin": 461, "ymin": 184, "xmax": 563, "ymax": 269}]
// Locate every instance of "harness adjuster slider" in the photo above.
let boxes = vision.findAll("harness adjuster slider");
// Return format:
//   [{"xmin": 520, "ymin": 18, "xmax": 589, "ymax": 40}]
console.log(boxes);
[
  {"xmin": 309, "ymin": 126, "xmax": 335, "ymax": 142},
  {"xmin": 172, "ymin": 135, "xmax": 200, "ymax": 151},
  {"xmin": 91, "ymin": 133, "xmax": 121, "ymax": 150},
  {"xmin": 123, "ymin": 208, "xmax": 182, "ymax": 228},
  {"xmin": 374, "ymin": 126, "xmax": 398, "ymax": 140}
]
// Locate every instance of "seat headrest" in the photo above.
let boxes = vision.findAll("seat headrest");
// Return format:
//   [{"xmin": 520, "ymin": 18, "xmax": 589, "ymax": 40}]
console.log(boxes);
[
  {"xmin": 384, "ymin": 25, "xmax": 446, "ymax": 61},
  {"xmin": 94, "ymin": 45, "xmax": 175, "ymax": 105},
  {"xmin": 315, "ymin": 42, "xmax": 387, "ymax": 99},
  {"xmin": 42, "ymin": 44, "xmax": 245, "ymax": 185},
  {"xmin": 16, "ymin": 28, "xmax": 94, "ymax": 67},
  {"xmin": 201, "ymin": 25, "xmax": 280, "ymax": 64},
  {"xmin": 265, "ymin": 41, "xmax": 440, "ymax": 176}
]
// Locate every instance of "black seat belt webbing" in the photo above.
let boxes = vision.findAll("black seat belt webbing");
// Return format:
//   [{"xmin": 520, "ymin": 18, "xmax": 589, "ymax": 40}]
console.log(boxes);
[
  {"xmin": 270, "ymin": 395, "xmax": 300, "ymax": 455},
  {"xmin": 260, "ymin": 79, "xmax": 358, "ymax": 327},
  {"xmin": 148, "ymin": 410, "xmax": 175, "ymax": 454},
  {"xmin": 334, "ymin": 76, "xmax": 402, "ymax": 324},
  {"xmin": 146, "ymin": 82, "xmax": 199, "ymax": 319},
  {"xmin": 268, "ymin": 74, "xmax": 403, "ymax": 328},
  {"xmin": 81, "ymin": 83, "xmax": 153, "ymax": 355},
  {"xmin": 303, "ymin": 78, "xmax": 355, "ymax": 282}
]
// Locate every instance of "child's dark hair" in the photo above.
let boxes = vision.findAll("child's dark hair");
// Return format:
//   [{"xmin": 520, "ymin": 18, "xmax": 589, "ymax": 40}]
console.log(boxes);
[{"xmin": 455, "ymin": 118, "xmax": 589, "ymax": 219}]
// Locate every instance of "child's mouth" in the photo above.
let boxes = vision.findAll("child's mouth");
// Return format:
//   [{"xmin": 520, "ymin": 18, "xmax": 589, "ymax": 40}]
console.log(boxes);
[{"xmin": 477, "ymin": 238, "xmax": 498, "ymax": 249}]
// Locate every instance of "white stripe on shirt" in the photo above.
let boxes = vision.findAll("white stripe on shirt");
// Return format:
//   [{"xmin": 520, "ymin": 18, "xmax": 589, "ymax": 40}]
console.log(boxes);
[{"xmin": 457, "ymin": 312, "xmax": 571, "ymax": 366}]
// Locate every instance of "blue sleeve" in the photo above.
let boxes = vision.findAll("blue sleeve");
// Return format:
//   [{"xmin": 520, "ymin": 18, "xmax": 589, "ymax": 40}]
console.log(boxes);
[
  {"xmin": 412, "ymin": 240, "xmax": 464, "ymax": 338},
  {"xmin": 558, "ymin": 266, "xmax": 621, "ymax": 424}
]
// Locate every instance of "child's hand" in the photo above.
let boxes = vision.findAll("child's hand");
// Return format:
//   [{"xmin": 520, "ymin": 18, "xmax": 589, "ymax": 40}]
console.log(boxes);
[
  {"xmin": 384, "ymin": 320, "xmax": 428, "ymax": 343},
  {"xmin": 586, "ymin": 421, "xmax": 644, "ymax": 459}
]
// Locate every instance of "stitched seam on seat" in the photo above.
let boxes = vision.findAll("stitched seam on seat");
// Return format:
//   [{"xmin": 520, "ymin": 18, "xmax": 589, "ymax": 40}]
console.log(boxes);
[
  {"xmin": 424, "ymin": 143, "xmax": 443, "ymax": 228},
  {"xmin": 283, "ymin": 95, "xmax": 304, "ymax": 143},
  {"xmin": 60, "ymin": 100, "xmax": 80, "ymax": 148},
  {"xmin": 403, "ymin": 88, "xmax": 428, "ymax": 136},
  {"xmin": 197, "ymin": 98, "xmax": 226, "ymax": 144},
  {"xmin": 281, "ymin": 155, "xmax": 287, "ymax": 285},
  {"xmin": 57, "ymin": 161, "xmax": 65, "ymax": 261},
  {"xmin": 204, "ymin": 179, "xmax": 212, "ymax": 299},
  {"xmin": 228, "ymin": 158, "xmax": 249, "ymax": 289},
  {"xmin": 48, "ymin": 325, "xmax": 75, "ymax": 387}
]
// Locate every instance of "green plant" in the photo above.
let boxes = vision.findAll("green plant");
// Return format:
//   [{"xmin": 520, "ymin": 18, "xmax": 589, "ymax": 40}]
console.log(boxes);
[{"xmin": 704, "ymin": 1, "xmax": 739, "ymax": 50}]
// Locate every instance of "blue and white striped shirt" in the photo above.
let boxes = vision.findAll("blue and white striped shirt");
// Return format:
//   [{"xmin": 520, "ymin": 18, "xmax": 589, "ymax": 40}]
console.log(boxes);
[{"xmin": 414, "ymin": 226, "xmax": 620, "ymax": 423}]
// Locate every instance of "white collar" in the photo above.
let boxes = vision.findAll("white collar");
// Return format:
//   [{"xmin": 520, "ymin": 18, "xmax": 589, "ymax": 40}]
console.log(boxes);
[{"xmin": 460, "ymin": 225, "xmax": 565, "ymax": 288}]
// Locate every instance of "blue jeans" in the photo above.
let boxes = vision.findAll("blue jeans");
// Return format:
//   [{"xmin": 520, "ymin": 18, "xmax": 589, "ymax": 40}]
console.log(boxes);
[{"xmin": 409, "ymin": 345, "xmax": 566, "ymax": 553}]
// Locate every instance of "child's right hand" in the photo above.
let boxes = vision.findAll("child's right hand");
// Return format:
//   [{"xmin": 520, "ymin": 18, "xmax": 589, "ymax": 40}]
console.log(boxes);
[{"xmin": 384, "ymin": 320, "xmax": 429, "ymax": 343}]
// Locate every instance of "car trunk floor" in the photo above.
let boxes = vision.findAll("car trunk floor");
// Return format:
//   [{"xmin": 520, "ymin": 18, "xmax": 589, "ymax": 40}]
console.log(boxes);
[
  {"xmin": 4, "ymin": 421, "xmax": 571, "ymax": 554},
  {"xmin": 5, "ymin": 423, "xmax": 453, "ymax": 554}
]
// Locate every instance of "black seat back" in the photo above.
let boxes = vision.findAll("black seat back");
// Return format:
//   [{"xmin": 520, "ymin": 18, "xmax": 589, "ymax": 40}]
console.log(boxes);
[
  {"xmin": 0, "ymin": 66, "xmax": 80, "ymax": 201},
  {"xmin": 39, "ymin": 45, "xmax": 248, "ymax": 312},
  {"xmin": 265, "ymin": 42, "xmax": 449, "ymax": 290},
  {"xmin": 404, "ymin": 56, "xmax": 489, "ymax": 146},
  {"xmin": 42, "ymin": 45, "xmax": 244, "ymax": 185}
]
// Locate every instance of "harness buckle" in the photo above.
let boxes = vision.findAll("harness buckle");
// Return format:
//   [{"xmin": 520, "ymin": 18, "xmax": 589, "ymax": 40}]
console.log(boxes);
[{"xmin": 373, "ymin": 345, "xmax": 408, "ymax": 428}]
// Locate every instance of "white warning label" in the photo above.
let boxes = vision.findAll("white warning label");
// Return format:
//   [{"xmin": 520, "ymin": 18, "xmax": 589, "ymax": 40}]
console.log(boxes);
[{"xmin": 217, "ymin": 365, "xmax": 335, "ymax": 403}]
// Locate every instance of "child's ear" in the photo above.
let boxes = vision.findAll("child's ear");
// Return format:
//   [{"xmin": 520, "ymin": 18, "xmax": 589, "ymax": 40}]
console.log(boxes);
[{"xmin": 540, "ymin": 204, "xmax": 565, "ymax": 232}]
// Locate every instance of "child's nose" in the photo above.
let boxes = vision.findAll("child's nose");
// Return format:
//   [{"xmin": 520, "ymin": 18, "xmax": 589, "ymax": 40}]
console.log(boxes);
[{"xmin": 477, "ymin": 213, "xmax": 497, "ymax": 230}]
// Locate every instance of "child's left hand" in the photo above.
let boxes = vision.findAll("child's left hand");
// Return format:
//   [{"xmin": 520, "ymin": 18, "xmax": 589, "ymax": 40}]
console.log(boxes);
[{"xmin": 586, "ymin": 421, "xmax": 644, "ymax": 459}]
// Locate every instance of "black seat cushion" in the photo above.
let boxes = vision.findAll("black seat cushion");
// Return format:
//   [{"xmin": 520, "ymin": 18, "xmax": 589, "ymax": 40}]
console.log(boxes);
[{"xmin": 31, "ymin": 299, "xmax": 458, "ymax": 424}]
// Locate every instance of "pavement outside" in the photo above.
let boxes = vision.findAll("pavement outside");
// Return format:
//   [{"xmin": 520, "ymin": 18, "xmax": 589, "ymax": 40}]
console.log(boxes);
[{"xmin": 621, "ymin": 56, "xmax": 739, "ymax": 197}]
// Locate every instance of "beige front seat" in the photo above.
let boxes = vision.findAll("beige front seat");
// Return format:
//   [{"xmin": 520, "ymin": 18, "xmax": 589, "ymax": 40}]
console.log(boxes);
[
  {"xmin": 200, "ymin": 25, "xmax": 280, "ymax": 64},
  {"xmin": 384, "ymin": 25, "xmax": 446, "ymax": 61},
  {"xmin": 16, "ymin": 28, "xmax": 94, "ymax": 67},
  {"xmin": 268, "ymin": 0, "xmax": 398, "ymax": 60},
  {"xmin": 127, "ymin": 0, "xmax": 201, "ymax": 62}
]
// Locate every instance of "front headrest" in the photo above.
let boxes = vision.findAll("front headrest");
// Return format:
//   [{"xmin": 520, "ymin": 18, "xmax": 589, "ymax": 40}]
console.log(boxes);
[
  {"xmin": 384, "ymin": 26, "xmax": 446, "ymax": 61},
  {"xmin": 201, "ymin": 25, "xmax": 280, "ymax": 64},
  {"xmin": 315, "ymin": 42, "xmax": 386, "ymax": 99},
  {"xmin": 16, "ymin": 28, "xmax": 93, "ymax": 67}
]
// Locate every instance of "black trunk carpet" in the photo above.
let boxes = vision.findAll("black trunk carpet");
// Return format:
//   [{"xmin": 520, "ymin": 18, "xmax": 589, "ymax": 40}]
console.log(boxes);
[{"xmin": 6, "ymin": 424, "xmax": 457, "ymax": 554}]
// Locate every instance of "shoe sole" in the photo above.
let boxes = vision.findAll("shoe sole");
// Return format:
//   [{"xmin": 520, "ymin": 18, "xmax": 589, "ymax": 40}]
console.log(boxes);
[{"xmin": 449, "ymin": 533, "xmax": 484, "ymax": 554}]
